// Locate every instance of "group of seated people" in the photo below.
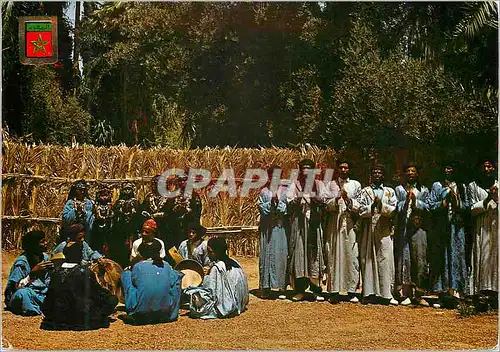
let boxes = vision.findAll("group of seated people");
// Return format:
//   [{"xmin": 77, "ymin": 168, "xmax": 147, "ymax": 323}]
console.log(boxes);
[
  {"xmin": 62, "ymin": 174, "xmax": 202, "ymax": 269},
  {"xmin": 4, "ymin": 221, "xmax": 249, "ymax": 330}
]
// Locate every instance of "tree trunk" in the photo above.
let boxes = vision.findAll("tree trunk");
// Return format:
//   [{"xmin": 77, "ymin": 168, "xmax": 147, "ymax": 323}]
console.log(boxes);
[{"xmin": 73, "ymin": 0, "xmax": 81, "ymax": 95}]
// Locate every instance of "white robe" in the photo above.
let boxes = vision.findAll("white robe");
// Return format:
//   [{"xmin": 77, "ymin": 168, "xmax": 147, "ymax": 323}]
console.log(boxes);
[
  {"xmin": 357, "ymin": 185, "xmax": 397, "ymax": 299},
  {"xmin": 286, "ymin": 180, "xmax": 325, "ymax": 285},
  {"xmin": 185, "ymin": 259, "xmax": 249, "ymax": 319},
  {"xmin": 323, "ymin": 178, "xmax": 361, "ymax": 294},
  {"xmin": 468, "ymin": 180, "xmax": 498, "ymax": 293}
]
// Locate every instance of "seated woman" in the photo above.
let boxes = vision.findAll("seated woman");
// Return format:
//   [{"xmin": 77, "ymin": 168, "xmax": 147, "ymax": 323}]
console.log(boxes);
[
  {"xmin": 52, "ymin": 223, "xmax": 103, "ymax": 264},
  {"xmin": 178, "ymin": 221, "xmax": 211, "ymax": 267},
  {"xmin": 184, "ymin": 237, "xmax": 249, "ymax": 319},
  {"xmin": 4, "ymin": 230, "xmax": 53, "ymax": 316},
  {"xmin": 40, "ymin": 240, "xmax": 118, "ymax": 330},
  {"xmin": 121, "ymin": 240, "xmax": 183, "ymax": 324}
]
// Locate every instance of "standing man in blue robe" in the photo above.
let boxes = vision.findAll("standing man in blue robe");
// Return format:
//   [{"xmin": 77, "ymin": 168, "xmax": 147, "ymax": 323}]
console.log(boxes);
[
  {"xmin": 429, "ymin": 162, "xmax": 469, "ymax": 303},
  {"xmin": 394, "ymin": 162, "xmax": 430, "ymax": 306},
  {"xmin": 121, "ymin": 240, "xmax": 183, "ymax": 324},
  {"xmin": 4, "ymin": 230, "xmax": 53, "ymax": 315},
  {"xmin": 258, "ymin": 165, "xmax": 288, "ymax": 299}
]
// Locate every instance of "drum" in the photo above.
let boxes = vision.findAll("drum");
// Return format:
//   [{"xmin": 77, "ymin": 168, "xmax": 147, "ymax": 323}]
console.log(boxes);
[
  {"xmin": 90, "ymin": 258, "xmax": 124, "ymax": 303},
  {"xmin": 175, "ymin": 259, "xmax": 205, "ymax": 289}
]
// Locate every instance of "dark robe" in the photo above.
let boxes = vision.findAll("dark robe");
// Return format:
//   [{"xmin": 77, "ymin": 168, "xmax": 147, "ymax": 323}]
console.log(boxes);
[{"xmin": 41, "ymin": 263, "xmax": 118, "ymax": 331}]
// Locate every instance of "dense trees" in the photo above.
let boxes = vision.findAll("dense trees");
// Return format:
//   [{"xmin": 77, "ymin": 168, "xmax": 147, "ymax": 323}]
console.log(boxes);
[
  {"xmin": 2, "ymin": 1, "xmax": 91, "ymax": 144},
  {"xmin": 2, "ymin": 2, "xmax": 497, "ymax": 155}
]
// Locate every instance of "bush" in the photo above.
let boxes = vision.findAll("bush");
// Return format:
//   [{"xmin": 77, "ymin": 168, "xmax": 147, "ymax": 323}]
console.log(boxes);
[{"xmin": 24, "ymin": 66, "xmax": 91, "ymax": 145}]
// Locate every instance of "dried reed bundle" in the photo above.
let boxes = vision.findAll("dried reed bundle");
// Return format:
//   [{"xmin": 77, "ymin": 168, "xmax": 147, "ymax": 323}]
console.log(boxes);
[{"xmin": 2, "ymin": 138, "xmax": 338, "ymax": 253}]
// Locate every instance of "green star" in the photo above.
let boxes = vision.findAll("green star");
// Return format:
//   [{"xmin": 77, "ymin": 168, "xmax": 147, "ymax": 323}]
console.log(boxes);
[{"xmin": 31, "ymin": 34, "xmax": 49, "ymax": 54}]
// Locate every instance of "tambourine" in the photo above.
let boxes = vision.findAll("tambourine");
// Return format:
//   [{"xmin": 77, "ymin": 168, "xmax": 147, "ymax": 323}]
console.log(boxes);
[{"xmin": 175, "ymin": 259, "xmax": 205, "ymax": 289}]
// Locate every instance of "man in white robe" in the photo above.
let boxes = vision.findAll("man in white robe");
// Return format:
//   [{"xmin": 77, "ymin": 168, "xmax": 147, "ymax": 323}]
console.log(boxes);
[
  {"xmin": 286, "ymin": 159, "xmax": 325, "ymax": 301},
  {"xmin": 323, "ymin": 160, "xmax": 361, "ymax": 303},
  {"xmin": 357, "ymin": 165, "xmax": 398, "ymax": 305},
  {"xmin": 468, "ymin": 158, "xmax": 498, "ymax": 300}
]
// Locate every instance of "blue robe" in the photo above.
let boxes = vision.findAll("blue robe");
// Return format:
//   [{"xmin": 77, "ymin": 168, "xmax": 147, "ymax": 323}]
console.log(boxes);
[
  {"xmin": 4, "ymin": 253, "xmax": 50, "ymax": 315},
  {"xmin": 258, "ymin": 186, "xmax": 288, "ymax": 291},
  {"xmin": 62, "ymin": 198, "xmax": 95, "ymax": 242},
  {"xmin": 121, "ymin": 259, "xmax": 183, "ymax": 324},
  {"xmin": 394, "ymin": 184, "xmax": 430, "ymax": 290},
  {"xmin": 184, "ymin": 259, "xmax": 249, "ymax": 319},
  {"xmin": 429, "ymin": 181, "xmax": 469, "ymax": 294},
  {"xmin": 52, "ymin": 241, "xmax": 103, "ymax": 264}
]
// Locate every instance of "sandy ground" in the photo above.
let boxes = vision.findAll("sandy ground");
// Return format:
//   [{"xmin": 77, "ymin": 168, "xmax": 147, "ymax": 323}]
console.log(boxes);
[{"xmin": 1, "ymin": 250, "xmax": 498, "ymax": 350}]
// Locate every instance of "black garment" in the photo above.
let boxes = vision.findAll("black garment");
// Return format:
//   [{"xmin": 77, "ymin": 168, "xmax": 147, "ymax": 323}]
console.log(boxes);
[
  {"xmin": 41, "ymin": 264, "xmax": 118, "ymax": 331},
  {"xmin": 110, "ymin": 198, "xmax": 140, "ymax": 268},
  {"xmin": 107, "ymin": 240, "xmax": 130, "ymax": 270},
  {"xmin": 178, "ymin": 193, "xmax": 203, "ymax": 246},
  {"xmin": 141, "ymin": 194, "xmax": 169, "ymax": 246},
  {"xmin": 91, "ymin": 203, "xmax": 114, "ymax": 253}
]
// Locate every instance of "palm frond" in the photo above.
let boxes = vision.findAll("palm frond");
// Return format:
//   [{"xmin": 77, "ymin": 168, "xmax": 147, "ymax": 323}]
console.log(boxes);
[{"xmin": 454, "ymin": 1, "xmax": 498, "ymax": 38}]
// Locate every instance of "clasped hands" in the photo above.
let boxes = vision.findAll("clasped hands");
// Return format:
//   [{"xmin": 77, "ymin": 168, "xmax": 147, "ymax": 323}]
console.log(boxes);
[
  {"xmin": 484, "ymin": 184, "xmax": 498, "ymax": 207},
  {"xmin": 335, "ymin": 190, "xmax": 352, "ymax": 209},
  {"xmin": 404, "ymin": 191, "xmax": 417, "ymax": 209},
  {"xmin": 371, "ymin": 196, "xmax": 382, "ymax": 213},
  {"xmin": 442, "ymin": 189, "xmax": 458, "ymax": 209}
]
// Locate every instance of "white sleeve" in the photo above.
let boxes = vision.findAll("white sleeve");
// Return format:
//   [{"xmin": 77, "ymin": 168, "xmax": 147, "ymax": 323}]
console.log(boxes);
[
  {"xmin": 17, "ymin": 275, "xmax": 31, "ymax": 288},
  {"xmin": 159, "ymin": 239, "xmax": 166, "ymax": 259},
  {"xmin": 350, "ymin": 181, "xmax": 362, "ymax": 212},
  {"xmin": 381, "ymin": 188, "xmax": 397, "ymax": 217},
  {"xmin": 130, "ymin": 240, "xmax": 140, "ymax": 260}
]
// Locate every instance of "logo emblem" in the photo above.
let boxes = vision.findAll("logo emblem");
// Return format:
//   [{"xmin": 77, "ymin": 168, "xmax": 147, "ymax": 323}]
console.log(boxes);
[{"xmin": 19, "ymin": 16, "xmax": 58, "ymax": 65}]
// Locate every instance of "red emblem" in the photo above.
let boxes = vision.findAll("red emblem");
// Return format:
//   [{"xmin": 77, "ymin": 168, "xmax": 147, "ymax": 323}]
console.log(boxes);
[{"xmin": 19, "ymin": 17, "xmax": 58, "ymax": 65}]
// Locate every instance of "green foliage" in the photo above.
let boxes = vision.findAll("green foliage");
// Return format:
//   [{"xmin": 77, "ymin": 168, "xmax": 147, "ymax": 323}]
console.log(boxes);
[
  {"xmin": 2, "ymin": 1, "xmax": 82, "ymax": 143},
  {"xmin": 24, "ymin": 66, "xmax": 91, "ymax": 145},
  {"xmin": 151, "ymin": 95, "xmax": 188, "ymax": 148},
  {"xmin": 324, "ymin": 20, "xmax": 497, "ymax": 153},
  {"xmin": 2, "ymin": 2, "xmax": 498, "ymax": 152},
  {"xmin": 92, "ymin": 120, "xmax": 114, "ymax": 146},
  {"xmin": 278, "ymin": 65, "xmax": 322, "ymax": 145},
  {"xmin": 79, "ymin": 2, "xmax": 328, "ymax": 147},
  {"xmin": 454, "ymin": 1, "xmax": 498, "ymax": 38}
]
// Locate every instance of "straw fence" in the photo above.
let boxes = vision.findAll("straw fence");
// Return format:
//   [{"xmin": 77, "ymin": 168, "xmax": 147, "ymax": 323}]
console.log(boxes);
[{"xmin": 2, "ymin": 139, "xmax": 340, "ymax": 255}]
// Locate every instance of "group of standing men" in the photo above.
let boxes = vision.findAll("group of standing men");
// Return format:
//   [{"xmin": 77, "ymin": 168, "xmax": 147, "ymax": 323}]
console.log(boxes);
[{"xmin": 258, "ymin": 157, "xmax": 498, "ymax": 308}]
